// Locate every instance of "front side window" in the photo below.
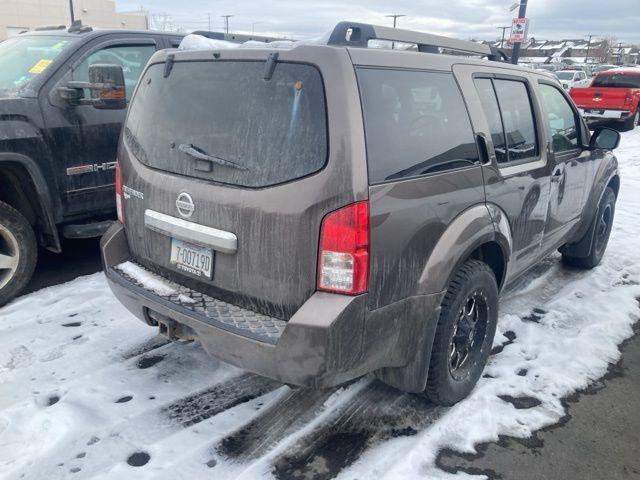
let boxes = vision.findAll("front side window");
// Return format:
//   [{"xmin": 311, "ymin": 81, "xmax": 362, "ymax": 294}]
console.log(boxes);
[
  {"xmin": 538, "ymin": 84, "xmax": 579, "ymax": 153},
  {"xmin": 493, "ymin": 79, "xmax": 538, "ymax": 161},
  {"xmin": 357, "ymin": 68, "xmax": 479, "ymax": 183},
  {"xmin": 73, "ymin": 44, "xmax": 156, "ymax": 99},
  {"xmin": 0, "ymin": 35, "xmax": 77, "ymax": 94}
]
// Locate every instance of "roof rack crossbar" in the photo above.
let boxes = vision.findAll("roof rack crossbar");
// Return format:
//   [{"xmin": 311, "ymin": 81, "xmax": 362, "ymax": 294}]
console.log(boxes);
[{"xmin": 328, "ymin": 21, "xmax": 502, "ymax": 61}]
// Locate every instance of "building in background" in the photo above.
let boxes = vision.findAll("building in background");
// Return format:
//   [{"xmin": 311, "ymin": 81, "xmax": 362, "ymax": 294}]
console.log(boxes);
[{"xmin": 0, "ymin": 0, "xmax": 148, "ymax": 40}]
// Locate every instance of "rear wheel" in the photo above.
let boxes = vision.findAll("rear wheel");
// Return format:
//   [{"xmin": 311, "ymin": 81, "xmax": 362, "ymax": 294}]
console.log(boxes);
[
  {"xmin": 562, "ymin": 187, "xmax": 615, "ymax": 269},
  {"xmin": 425, "ymin": 260, "xmax": 498, "ymax": 406},
  {"xmin": 0, "ymin": 201, "xmax": 37, "ymax": 307},
  {"xmin": 622, "ymin": 109, "xmax": 639, "ymax": 131}
]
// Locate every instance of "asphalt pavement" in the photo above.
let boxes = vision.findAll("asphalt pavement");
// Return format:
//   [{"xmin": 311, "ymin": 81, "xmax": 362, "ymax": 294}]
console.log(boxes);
[{"xmin": 21, "ymin": 239, "xmax": 640, "ymax": 480}]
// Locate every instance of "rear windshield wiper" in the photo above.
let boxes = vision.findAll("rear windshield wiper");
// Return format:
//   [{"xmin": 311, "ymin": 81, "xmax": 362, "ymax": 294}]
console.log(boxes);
[{"xmin": 178, "ymin": 143, "xmax": 248, "ymax": 171}]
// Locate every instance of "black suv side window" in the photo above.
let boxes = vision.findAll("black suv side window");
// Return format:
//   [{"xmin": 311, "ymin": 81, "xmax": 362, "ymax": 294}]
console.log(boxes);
[
  {"xmin": 357, "ymin": 68, "xmax": 479, "ymax": 183},
  {"xmin": 474, "ymin": 77, "xmax": 538, "ymax": 164},
  {"xmin": 538, "ymin": 84, "xmax": 579, "ymax": 153}
]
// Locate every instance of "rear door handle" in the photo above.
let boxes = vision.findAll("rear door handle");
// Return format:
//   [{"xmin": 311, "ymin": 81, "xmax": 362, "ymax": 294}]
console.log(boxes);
[{"xmin": 476, "ymin": 133, "xmax": 494, "ymax": 164}]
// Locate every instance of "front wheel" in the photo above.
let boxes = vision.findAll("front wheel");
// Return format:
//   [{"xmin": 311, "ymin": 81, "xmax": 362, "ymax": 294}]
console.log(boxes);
[
  {"xmin": 425, "ymin": 259, "xmax": 498, "ymax": 406},
  {"xmin": 562, "ymin": 187, "xmax": 615, "ymax": 269},
  {"xmin": 0, "ymin": 201, "xmax": 37, "ymax": 307}
]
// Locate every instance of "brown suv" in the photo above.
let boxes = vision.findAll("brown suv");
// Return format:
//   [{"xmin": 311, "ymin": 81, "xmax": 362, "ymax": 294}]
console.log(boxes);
[{"xmin": 100, "ymin": 22, "xmax": 621, "ymax": 405}]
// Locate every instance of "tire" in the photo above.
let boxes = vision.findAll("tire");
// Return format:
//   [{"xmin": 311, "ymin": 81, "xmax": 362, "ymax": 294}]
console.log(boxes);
[
  {"xmin": 562, "ymin": 187, "xmax": 615, "ymax": 269},
  {"xmin": 622, "ymin": 109, "xmax": 639, "ymax": 131},
  {"xmin": 425, "ymin": 259, "xmax": 499, "ymax": 406},
  {"xmin": 0, "ymin": 200, "xmax": 37, "ymax": 307}
]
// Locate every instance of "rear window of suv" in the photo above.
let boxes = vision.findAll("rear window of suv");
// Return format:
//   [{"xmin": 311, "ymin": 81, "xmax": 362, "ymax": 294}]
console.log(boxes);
[
  {"xmin": 124, "ymin": 60, "xmax": 327, "ymax": 188},
  {"xmin": 357, "ymin": 68, "xmax": 479, "ymax": 184}
]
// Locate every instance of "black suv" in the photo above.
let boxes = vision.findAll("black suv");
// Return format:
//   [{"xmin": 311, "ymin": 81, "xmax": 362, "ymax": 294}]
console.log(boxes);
[{"xmin": 0, "ymin": 24, "xmax": 183, "ymax": 305}]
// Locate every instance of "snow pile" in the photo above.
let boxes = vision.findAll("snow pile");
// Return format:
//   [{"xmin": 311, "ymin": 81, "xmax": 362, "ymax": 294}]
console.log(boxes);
[
  {"xmin": 0, "ymin": 130, "xmax": 639, "ymax": 479},
  {"xmin": 178, "ymin": 34, "xmax": 297, "ymax": 51},
  {"xmin": 115, "ymin": 261, "xmax": 176, "ymax": 296},
  {"xmin": 178, "ymin": 32, "xmax": 330, "ymax": 51}
]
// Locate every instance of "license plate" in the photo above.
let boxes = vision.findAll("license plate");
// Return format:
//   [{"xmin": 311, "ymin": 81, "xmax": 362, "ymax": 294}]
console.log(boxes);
[{"xmin": 170, "ymin": 238, "xmax": 214, "ymax": 279}]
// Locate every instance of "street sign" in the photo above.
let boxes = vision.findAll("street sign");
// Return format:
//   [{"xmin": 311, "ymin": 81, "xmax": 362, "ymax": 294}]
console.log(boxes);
[{"xmin": 509, "ymin": 17, "xmax": 529, "ymax": 44}]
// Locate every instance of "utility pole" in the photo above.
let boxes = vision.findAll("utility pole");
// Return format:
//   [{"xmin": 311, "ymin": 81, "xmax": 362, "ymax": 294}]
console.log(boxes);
[
  {"xmin": 221, "ymin": 15, "xmax": 233, "ymax": 34},
  {"xmin": 208, "ymin": 13, "xmax": 211, "ymax": 31},
  {"xmin": 497, "ymin": 26, "xmax": 510, "ymax": 49},
  {"xmin": 385, "ymin": 14, "xmax": 405, "ymax": 49},
  {"xmin": 68, "ymin": 0, "xmax": 75, "ymax": 23},
  {"xmin": 585, "ymin": 34, "xmax": 593, "ymax": 64},
  {"xmin": 510, "ymin": 0, "xmax": 528, "ymax": 64}
]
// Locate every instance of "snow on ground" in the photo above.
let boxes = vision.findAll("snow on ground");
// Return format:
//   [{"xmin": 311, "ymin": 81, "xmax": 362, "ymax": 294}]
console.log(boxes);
[{"xmin": 1, "ymin": 129, "xmax": 640, "ymax": 480}]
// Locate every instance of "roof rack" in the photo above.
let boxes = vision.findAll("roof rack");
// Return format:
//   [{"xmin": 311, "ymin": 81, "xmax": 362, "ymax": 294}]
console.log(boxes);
[
  {"xmin": 327, "ymin": 21, "xmax": 507, "ymax": 62},
  {"xmin": 33, "ymin": 25, "xmax": 66, "ymax": 31}
]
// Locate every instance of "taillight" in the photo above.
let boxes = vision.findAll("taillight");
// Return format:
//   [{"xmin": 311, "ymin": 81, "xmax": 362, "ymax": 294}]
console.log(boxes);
[
  {"xmin": 115, "ymin": 163, "xmax": 124, "ymax": 224},
  {"xmin": 624, "ymin": 92, "xmax": 633, "ymax": 106},
  {"xmin": 317, "ymin": 201, "xmax": 369, "ymax": 295}
]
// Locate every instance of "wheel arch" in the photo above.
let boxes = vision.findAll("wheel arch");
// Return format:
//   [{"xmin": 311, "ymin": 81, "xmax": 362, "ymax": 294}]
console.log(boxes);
[
  {"xmin": 418, "ymin": 203, "xmax": 512, "ymax": 296},
  {"xmin": 0, "ymin": 153, "xmax": 61, "ymax": 252}
]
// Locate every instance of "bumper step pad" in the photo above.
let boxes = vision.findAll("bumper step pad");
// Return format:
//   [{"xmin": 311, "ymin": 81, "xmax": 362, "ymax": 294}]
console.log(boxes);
[{"xmin": 112, "ymin": 262, "xmax": 286, "ymax": 344}]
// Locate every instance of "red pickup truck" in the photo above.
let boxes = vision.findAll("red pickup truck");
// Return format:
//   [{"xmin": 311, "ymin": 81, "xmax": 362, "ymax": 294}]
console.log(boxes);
[{"xmin": 570, "ymin": 69, "xmax": 640, "ymax": 130}]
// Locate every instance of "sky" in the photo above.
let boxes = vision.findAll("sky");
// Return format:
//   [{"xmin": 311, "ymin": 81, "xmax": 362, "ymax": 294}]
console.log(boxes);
[{"xmin": 115, "ymin": 0, "xmax": 640, "ymax": 44}]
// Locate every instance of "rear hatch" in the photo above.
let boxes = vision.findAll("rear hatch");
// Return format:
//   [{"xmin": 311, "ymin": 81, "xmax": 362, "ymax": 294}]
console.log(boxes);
[{"xmin": 118, "ymin": 46, "xmax": 367, "ymax": 319}]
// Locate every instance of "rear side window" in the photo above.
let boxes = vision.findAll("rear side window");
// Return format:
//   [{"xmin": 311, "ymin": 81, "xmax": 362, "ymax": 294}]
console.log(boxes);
[
  {"xmin": 474, "ymin": 79, "xmax": 508, "ymax": 163},
  {"xmin": 357, "ymin": 68, "xmax": 479, "ymax": 183},
  {"xmin": 125, "ymin": 61, "xmax": 327, "ymax": 188},
  {"xmin": 474, "ymin": 78, "xmax": 538, "ymax": 164}
]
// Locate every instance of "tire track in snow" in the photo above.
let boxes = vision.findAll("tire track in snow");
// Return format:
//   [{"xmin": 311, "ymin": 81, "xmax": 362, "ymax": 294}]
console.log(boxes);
[
  {"xmin": 267, "ymin": 382, "xmax": 443, "ymax": 480},
  {"xmin": 216, "ymin": 387, "xmax": 336, "ymax": 460}
]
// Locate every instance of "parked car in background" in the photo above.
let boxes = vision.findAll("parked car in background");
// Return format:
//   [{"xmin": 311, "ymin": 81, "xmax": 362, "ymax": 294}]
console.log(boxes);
[
  {"xmin": 535, "ymin": 63, "xmax": 562, "ymax": 73},
  {"xmin": 0, "ymin": 23, "xmax": 183, "ymax": 306},
  {"xmin": 556, "ymin": 69, "xmax": 591, "ymax": 90},
  {"xmin": 570, "ymin": 69, "xmax": 640, "ymax": 130},
  {"xmin": 101, "ymin": 22, "xmax": 621, "ymax": 406}
]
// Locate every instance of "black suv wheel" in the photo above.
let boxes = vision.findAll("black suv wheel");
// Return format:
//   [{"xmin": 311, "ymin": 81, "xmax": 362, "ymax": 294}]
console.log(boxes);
[
  {"xmin": 426, "ymin": 259, "xmax": 498, "ymax": 406},
  {"xmin": 0, "ymin": 201, "xmax": 37, "ymax": 307},
  {"xmin": 562, "ymin": 187, "xmax": 615, "ymax": 269}
]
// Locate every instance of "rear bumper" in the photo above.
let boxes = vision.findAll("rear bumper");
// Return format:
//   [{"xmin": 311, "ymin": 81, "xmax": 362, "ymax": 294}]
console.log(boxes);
[
  {"xmin": 101, "ymin": 223, "xmax": 442, "ymax": 390},
  {"xmin": 578, "ymin": 108, "xmax": 631, "ymax": 120}
]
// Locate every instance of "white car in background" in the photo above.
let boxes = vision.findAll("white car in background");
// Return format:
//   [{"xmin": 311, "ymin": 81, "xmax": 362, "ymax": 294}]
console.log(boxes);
[{"xmin": 555, "ymin": 69, "xmax": 591, "ymax": 90}]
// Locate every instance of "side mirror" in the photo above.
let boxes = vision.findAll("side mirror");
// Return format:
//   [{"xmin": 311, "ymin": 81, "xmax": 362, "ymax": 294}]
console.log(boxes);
[
  {"xmin": 58, "ymin": 64, "xmax": 126, "ymax": 110},
  {"xmin": 590, "ymin": 126, "xmax": 620, "ymax": 150},
  {"xmin": 88, "ymin": 64, "xmax": 126, "ymax": 110}
]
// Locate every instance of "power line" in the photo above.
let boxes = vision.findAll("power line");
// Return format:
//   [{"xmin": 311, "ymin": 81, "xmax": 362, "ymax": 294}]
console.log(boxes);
[
  {"xmin": 385, "ymin": 14, "xmax": 405, "ymax": 50},
  {"xmin": 221, "ymin": 15, "xmax": 233, "ymax": 34},
  {"xmin": 497, "ymin": 26, "xmax": 510, "ymax": 49}
]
